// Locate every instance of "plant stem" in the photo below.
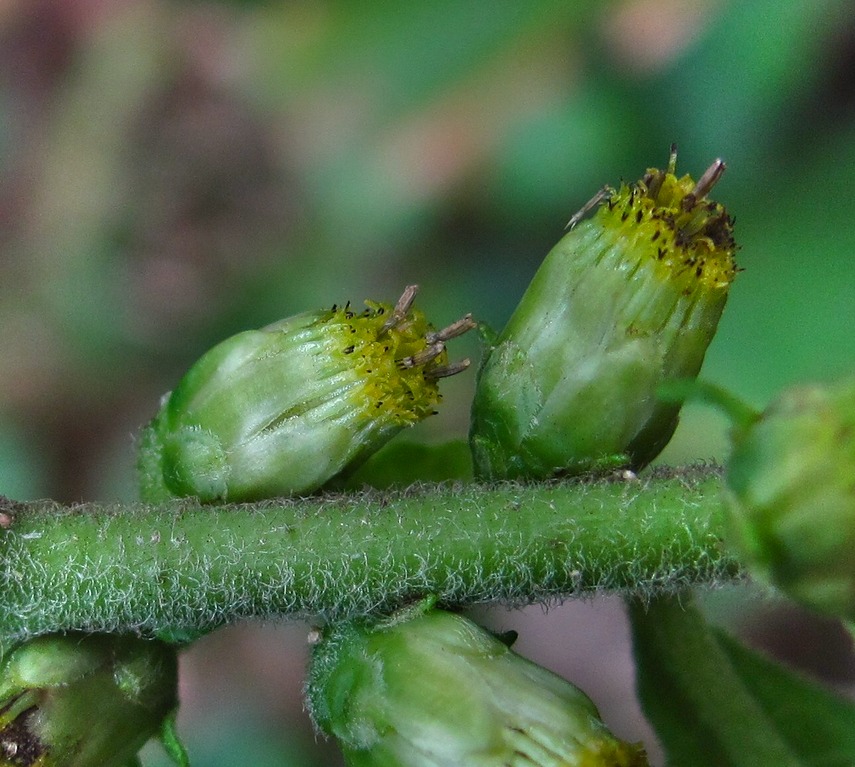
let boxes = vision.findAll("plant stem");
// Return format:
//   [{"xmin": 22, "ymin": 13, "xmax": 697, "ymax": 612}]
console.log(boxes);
[{"xmin": 0, "ymin": 466, "xmax": 740, "ymax": 641}]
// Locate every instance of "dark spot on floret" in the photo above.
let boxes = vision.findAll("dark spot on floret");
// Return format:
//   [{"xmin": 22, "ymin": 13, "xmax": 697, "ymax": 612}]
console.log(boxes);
[{"xmin": 0, "ymin": 709, "xmax": 46, "ymax": 766}]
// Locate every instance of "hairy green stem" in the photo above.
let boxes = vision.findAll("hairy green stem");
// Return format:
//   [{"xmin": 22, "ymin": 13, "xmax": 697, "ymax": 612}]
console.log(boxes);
[{"xmin": 0, "ymin": 466, "xmax": 740, "ymax": 641}]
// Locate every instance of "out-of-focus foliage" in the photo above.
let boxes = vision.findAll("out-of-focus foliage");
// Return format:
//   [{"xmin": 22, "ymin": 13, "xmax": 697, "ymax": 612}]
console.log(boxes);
[
  {"xmin": 1, "ymin": 1, "xmax": 853, "ymax": 765},
  {"xmin": 1, "ymin": 0, "xmax": 853, "ymax": 501},
  {"xmin": 631, "ymin": 595, "xmax": 855, "ymax": 767}
]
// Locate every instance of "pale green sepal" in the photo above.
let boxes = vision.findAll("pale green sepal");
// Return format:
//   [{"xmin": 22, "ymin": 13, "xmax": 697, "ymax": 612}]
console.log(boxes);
[{"xmin": 159, "ymin": 708, "xmax": 191, "ymax": 767}]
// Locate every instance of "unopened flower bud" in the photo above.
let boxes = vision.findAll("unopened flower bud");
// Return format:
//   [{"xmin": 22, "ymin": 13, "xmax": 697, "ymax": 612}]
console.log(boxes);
[
  {"xmin": 470, "ymin": 146, "xmax": 737, "ymax": 480},
  {"xmin": 307, "ymin": 606, "xmax": 648, "ymax": 767},
  {"xmin": 138, "ymin": 286, "xmax": 474, "ymax": 502},
  {"xmin": 0, "ymin": 633, "xmax": 181, "ymax": 767},
  {"xmin": 726, "ymin": 377, "xmax": 855, "ymax": 619}
]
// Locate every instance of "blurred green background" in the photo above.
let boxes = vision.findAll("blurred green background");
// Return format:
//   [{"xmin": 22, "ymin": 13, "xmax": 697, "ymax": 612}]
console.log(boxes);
[{"xmin": 2, "ymin": 1, "xmax": 854, "ymax": 765}]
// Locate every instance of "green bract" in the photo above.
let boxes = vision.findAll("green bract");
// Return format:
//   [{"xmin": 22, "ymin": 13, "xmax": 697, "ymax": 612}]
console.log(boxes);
[
  {"xmin": 726, "ymin": 377, "xmax": 855, "ymax": 620},
  {"xmin": 307, "ymin": 605, "xmax": 648, "ymax": 767},
  {"xmin": 470, "ymin": 147, "xmax": 737, "ymax": 480},
  {"xmin": 0, "ymin": 634, "xmax": 181, "ymax": 767},
  {"xmin": 138, "ymin": 286, "xmax": 473, "ymax": 503}
]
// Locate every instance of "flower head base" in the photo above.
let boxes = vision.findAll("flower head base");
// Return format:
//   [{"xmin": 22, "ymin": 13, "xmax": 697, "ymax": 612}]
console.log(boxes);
[
  {"xmin": 0, "ymin": 634, "xmax": 180, "ymax": 767},
  {"xmin": 307, "ymin": 606, "xmax": 649, "ymax": 767},
  {"xmin": 470, "ymin": 146, "xmax": 737, "ymax": 480},
  {"xmin": 138, "ymin": 286, "xmax": 474, "ymax": 503},
  {"xmin": 726, "ymin": 377, "xmax": 855, "ymax": 619}
]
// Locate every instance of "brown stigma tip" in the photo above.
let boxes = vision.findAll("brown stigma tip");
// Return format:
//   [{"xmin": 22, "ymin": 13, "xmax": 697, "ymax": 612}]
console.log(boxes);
[
  {"xmin": 397, "ymin": 311, "xmax": 475, "ymax": 373},
  {"xmin": 692, "ymin": 159, "xmax": 726, "ymax": 199},
  {"xmin": 566, "ymin": 186, "xmax": 613, "ymax": 230},
  {"xmin": 426, "ymin": 314, "xmax": 477, "ymax": 344},
  {"xmin": 424, "ymin": 358, "xmax": 471, "ymax": 380},
  {"xmin": 379, "ymin": 284, "xmax": 419, "ymax": 336},
  {"xmin": 667, "ymin": 143, "xmax": 678, "ymax": 175},
  {"xmin": 398, "ymin": 342, "xmax": 445, "ymax": 369}
]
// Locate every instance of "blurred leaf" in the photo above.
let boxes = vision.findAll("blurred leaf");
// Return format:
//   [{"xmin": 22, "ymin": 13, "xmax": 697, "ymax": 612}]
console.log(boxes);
[
  {"xmin": 629, "ymin": 593, "xmax": 855, "ymax": 767},
  {"xmin": 336, "ymin": 439, "xmax": 473, "ymax": 489},
  {"xmin": 486, "ymin": 80, "xmax": 642, "ymax": 225},
  {"xmin": 139, "ymin": 708, "xmax": 333, "ymax": 767},
  {"xmin": 715, "ymin": 628, "xmax": 855, "ymax": 766},
  {"xmin": 253, "ymin": 1, "xmax": 594, "ymax": 118},
  {"xmin": 0, "ymin": 421, "xmax": 49, "ymax": 501},
  {"xmin": 704, "ymin": 124, "xmax": 855, "ymax": 403},
  {"xmin": 646, "ymin": 0, "xmax": 853, "ymax": 170},
  {"xmin": 247, "ymin": 2, "xmax": 600, "ymax": 251}
]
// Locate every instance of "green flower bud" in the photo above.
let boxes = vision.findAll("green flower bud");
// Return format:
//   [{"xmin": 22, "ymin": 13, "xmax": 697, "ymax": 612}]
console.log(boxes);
[
  {"xmin": 725, "ymin": 377, "xmax": 855, "ymax": 619},
  {"xmin": 138, "ymin": 286, "xmax": 474, "ymax": 503},
  {"xmin": 307, "ymin": 605, "xmax": 648, "ymax": 767},
  {"xmin": 470, "ymin": 147, "xmax": 737, "ymax": 480},
  {"xmin": 0, "ymin": 633, "xmax": 180, "ymax": 767}
]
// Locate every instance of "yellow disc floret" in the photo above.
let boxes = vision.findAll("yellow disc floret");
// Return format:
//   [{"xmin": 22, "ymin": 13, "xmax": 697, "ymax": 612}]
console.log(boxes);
[
  {"xmin": 328, "ymin": 285, "xmax": 474, "ymax": 426},
  {"xmin": 595, "ymin": 145, "xmax": 737, "ymax": 293}
]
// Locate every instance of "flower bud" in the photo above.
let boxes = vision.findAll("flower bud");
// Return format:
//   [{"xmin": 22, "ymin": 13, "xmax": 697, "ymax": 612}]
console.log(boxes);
[
  {"xmin": 307, "ymin": 606, "xmax": 648, "ymax": 767},
  {"xmin": 470, "ymin": 147, "xmax": 737, "ymax": 480},
  {"xmin": 0, "ymin": 633, "xmax": 180, "ymax": 767},
  {"xmin": 138, "ymin": 286, "xmax": 474, "ymax": 502},
  {"xmin": 725, "ymin": 377, "xmax": 855, "ymax": 619}
]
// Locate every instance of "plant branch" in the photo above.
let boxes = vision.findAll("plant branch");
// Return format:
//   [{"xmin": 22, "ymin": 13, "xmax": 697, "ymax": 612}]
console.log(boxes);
[{"xmin": 0, "ymin": 465, "xmax": 741, "ymax": 641}]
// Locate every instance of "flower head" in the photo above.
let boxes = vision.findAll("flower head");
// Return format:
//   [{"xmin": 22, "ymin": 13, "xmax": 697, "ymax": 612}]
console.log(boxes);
[
  {"xmin": 0, "ymin": 634, "xmax": 180, "ymax": 767},
  {"xmin": 726, "ymin": 376, "xmax": 855, "ymax": 619},
  {"xmin": 470, "ymin": 146, "xmax": 737, "ymax": 480},
  {"xmin": 307, "ymin": 605, "xmax": 648, "ymax": 767},
  {"xmin": 139, "ymin": 286, "xmax": 474, "ymax": 502}
]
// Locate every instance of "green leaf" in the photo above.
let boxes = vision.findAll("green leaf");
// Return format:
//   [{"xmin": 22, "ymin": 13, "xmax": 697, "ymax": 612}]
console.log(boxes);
[
  {"xmin": 631, "ymin": 593, "xmax": 855, "ymax": 766},
  {"xmin": 630, "ymin": 593, "xmax": 801, "ymax": 767},
  {"xmin": 335, "ymin": 439, "xmax": 473, "ymax": 489},
  {"xmin": 714, "ymin": 628, "xmax": 855, "ymax": 766}
]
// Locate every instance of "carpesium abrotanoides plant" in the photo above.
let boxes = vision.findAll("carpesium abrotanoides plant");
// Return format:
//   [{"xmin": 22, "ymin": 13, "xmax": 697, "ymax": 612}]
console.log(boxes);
[{"xmin": 2, "ymin": 150, "xmax": 855, "ymax": 767}]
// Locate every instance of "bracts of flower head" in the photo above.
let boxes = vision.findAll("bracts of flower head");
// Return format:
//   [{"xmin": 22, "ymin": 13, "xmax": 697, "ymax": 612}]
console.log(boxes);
[
  {"xmin": 470, "ymin": 146, "xmax": 737, "ymax": 481},
  {"xmin": 724, "ymin": 376, "xmax": 855, "ymax": 621},
  {"xmin": 306, "ymin": 602, "xmax": 649, "ymax": 767},
  {"xmin": 138, "ymin": 286, "xmax": 475, "ymax": 503},
  {"xmin": 0, "ymin": 633, "xmax": 186, "ymax": 767}
]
